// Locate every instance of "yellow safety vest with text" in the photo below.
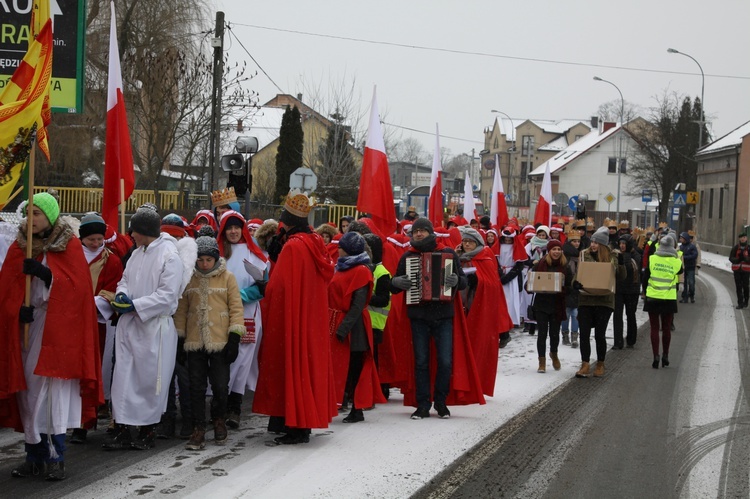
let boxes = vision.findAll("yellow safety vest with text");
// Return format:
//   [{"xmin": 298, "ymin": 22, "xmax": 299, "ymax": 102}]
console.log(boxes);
[
  {"xmin": 646, "ymin": 254, "xmax": 682, "ymax": 300},
  {"xmin": 368, "ymin": 263, "xmax": 391, "ymax": 330}
]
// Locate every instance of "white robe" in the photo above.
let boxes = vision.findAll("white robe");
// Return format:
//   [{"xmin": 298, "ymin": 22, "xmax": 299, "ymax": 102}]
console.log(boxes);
[
  {"xmin": 498, "ymin": 245, "xmax": 521, "ymax": 325},
  {"xmin": 225, "ymin": 243, "xmax": 268, "ymax": 393},
  {"xmin": 17, "ymin": 255, "xmax": 82, "ymax": 444},
  {"xmin": 111, "ymin": 235, "xmax": 183, "ymax": 426}
]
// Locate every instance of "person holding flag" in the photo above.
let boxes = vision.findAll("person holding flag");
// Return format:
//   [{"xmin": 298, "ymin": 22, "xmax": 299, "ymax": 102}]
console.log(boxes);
[
  {"xmin": 534, "ymin": 163, "xmax": 553, "ymax": 227},
  {"xmin": 490, "ymin": 155, "xmax": 509, "ymax": 229}
]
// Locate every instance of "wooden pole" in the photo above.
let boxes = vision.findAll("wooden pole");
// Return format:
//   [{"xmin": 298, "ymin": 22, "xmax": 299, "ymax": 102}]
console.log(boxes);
[
  {"xmin": 120, "ymin": 177, "xmax": 125, "ymax": 234},
  {"xmin": 23, "ymin": 130, "xmax": 38, "ymax": 350}
]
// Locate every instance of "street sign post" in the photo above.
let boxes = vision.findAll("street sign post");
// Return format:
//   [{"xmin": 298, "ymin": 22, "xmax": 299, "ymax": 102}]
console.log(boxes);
[
  {"xmin": 289, "ymin": 167, "xmax": 317, "ymax": 193},
  {"xmin": 674, "ymin": 193, "xmax": 687, "ymax": 207},
  {"xmin": 687, "ymin": 191, "xmax": 700, "ymax": 204},
  {"xmin": 642, "ymin": 189, "xmax": 652, "ymax": 203}
]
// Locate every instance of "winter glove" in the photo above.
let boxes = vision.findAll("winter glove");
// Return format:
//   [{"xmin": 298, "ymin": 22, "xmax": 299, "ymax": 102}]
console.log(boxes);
[
  {"xmin": 23, "ymin": 258, "xmax": 52, "ymax": 288},
  {"xmin": 444, "ymin": 273, "xmax": 459, "ymax": 288},
  {"xmin": 223, "ymin": 333, "xmax": 241, "ymax": 363},
  {"xmin": 335, "ymin": 330, "xmax": 347, "ymax": 343},
  {"xmin": 617, "ymin": 253, "xmax": 625, "ymax": 265},
  {"xmin": 19, "ymin": 305, "xmax": 35, "ymax": 323},
  {"xmin": 111, "ymin": 292, "xmax": 135, "ymax": 314},
  {"xmin": 466, "ymin": 273, "xmax": 478, "ymax": 289},
  {"xmin": 255, "ymin": 280, "xmax": 268, "ymax": 297},
  {"xmin": 391, "ymin": 275, "xmax": 413, "ymax": 290},
  {"xmin": 573, "ymin": 281, "xmax": 584, "ymax": 291},
  {"xmin": 176, "ymin": 337, "xmax": 187, "ymax": 366}
]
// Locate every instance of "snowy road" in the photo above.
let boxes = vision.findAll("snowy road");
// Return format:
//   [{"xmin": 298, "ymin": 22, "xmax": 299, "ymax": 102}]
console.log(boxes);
[{"xmin": 1, "ymin": 257, "xmax": 746, "ymax": 498}]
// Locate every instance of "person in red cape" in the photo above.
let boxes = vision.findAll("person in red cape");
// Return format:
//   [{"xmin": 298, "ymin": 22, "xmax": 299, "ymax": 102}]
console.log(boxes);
[
  {"xmin": 190, "ymin": 209, "xmax": 218, "ymax": 234},
  {"xmin": 329, "ymin": 232, "xmax": 386, "ymax": 423},
  {"xmin": 103, "ymin": 224, "xmax": 134, "ymax": 262},
  {"xmin": 456, "ymin": 227, "xmax": 513, "ymax": 396},
  {"xmin": 315, "ymin": 222, "xmax": 340, "ymax": 262},
  {"xmin": 253, "ymin": 191, "xmax": 336, "ymax": 445},
  {"xmin": 71, "ymin": 212, "xmax": 124, "ymax": 444},
  {"xmin": 0, "ymin": 194, "xmax": 103, "ymax": 481},
  {"xmin": 485, "ymin": 228, "xmax": 500, "ymax": 255},
  {"xmin": 390, "ymin": 218, "xmax": 483, "ymax": 419}
]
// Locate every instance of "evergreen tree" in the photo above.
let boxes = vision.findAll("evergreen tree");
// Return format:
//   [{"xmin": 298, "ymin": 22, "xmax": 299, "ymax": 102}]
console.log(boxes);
[
  {"xmin": 274, "ymin": 106, "xmax": 304, "ymax": 203},
  {"xmin": 317, "ymin": 119, "xmax": 359, "ymax": 205}
]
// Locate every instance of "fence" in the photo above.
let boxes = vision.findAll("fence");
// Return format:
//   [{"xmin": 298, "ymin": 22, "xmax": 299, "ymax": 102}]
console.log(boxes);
[{"xmin": 32, "ymin": 187, "xmax": 183, "ymax": 214}]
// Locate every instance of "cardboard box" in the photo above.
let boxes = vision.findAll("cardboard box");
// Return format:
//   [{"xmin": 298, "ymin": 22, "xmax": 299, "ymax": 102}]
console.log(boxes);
[
  {"xmin": 527, "ymin": 271, "xmax": 564, "ymax": 293},
  {"xmin": 576, "ymin": 261, "xmax": 616, "ymax": 295}
]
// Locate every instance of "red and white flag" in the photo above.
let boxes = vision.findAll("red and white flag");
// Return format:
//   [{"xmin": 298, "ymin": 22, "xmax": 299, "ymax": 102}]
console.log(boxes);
[
  {"xmin": 102, "ymin": 1, "xmax": 135, "ymax": 231},
  {"xmin": 356, "ymin": 86, "xmax": 395, "ymax": 236},
  {"xmin": 428, "ymin": 124, "xmax": 443, "ymax": 227},
  {"xmin": 490, "ymin": 154, "xmax": 509, "ymax": 228},
  {"xmin": 533, "ymin": 162, "xmax": 552, "ymax": 227},
  {"xmin": 463, "ymin": 170, "xmax": 477, "ymax": 222}
]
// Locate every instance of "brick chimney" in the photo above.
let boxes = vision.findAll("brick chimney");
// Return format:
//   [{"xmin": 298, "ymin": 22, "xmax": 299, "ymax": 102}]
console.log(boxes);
[{"xmin": 602, "ymin": 122, "xmax": 617, "ymax": 133}]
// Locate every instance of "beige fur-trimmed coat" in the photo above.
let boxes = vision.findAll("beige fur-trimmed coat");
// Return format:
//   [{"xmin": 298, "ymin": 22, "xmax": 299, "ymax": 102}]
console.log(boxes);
[{"xmin": 174, "ymin": 258, "xmax": 246, "ymax": 353}]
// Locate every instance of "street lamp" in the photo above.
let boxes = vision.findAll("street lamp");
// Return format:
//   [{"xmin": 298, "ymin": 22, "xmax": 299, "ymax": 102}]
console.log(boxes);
[
  {"xmin": 490, "ymin": 110, "xmax": 516, "ymax": 204},
  {"xmin": 594, "ymin": 76, "xmax": 625, "ymax": 217},
  {"xmin": 668, "ymin": 48, "xmax": 705, "ymax": 148}
]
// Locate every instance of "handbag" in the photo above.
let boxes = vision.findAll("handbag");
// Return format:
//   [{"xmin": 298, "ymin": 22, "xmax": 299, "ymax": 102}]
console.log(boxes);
[{"xmin": 526, "ymin": 304, "xmax": 536, "ymax": 321}]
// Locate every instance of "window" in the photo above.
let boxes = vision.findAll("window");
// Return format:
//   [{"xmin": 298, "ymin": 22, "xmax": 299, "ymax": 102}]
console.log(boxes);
[
  {"xmin": 719, "ymin": 188, "xmax": 724, "ymax": 219},
  {"xmin": 708, "ymin": 188, "xmax": 714, "ymax": 219},
  {"xmin": 619, "ymin": 158, "xmax": 626, "ymax": 174},
  {"xmin": 521, "ymin": 161, "xmax": 532, "ymax": 178},
  {"xmin": 522, "ymin": 135, "xmax": 534, "ymax": 156},
  {"xmin": 494, "ymin": 137, "xmax": 499, "ymax": 149},
  {"xmin": 608, "ymin": 157, "xmax": 617, "ymax": 173}
]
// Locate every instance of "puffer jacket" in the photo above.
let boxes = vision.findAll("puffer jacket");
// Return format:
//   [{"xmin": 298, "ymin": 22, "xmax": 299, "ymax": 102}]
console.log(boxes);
[
  {"xmin": 562, "ymin": 240, "xmax": 580, "ymax": 308},
  {"xmin": 174, "ymin": 257, "xmax": 246, "ymax": 352}
]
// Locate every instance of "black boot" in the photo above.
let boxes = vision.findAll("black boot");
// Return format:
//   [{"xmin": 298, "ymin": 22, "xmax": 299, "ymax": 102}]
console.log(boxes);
[
  {"xmin": 156, "ymin": 416, "xmax": 175, "ymax": 439},
  {"xmin": 70, "ymin": 428, "xmax": 87, "ymax": 444},
  {"xmin": 662, "ymin": 354, "xmax": 670, "ymax": 368},
  {"xmin": 342, "ymin": 408, "xmax": 364, "ymax": 423},
  {"xmin": 652, "ymin": 356, "xmax": 660, "ymax": 369},
  {"xmin": 45, "ymin": 462, "xmax": 66, "ymax": 481},
  {"xmin": 131, "ymin": 425, "xmax": 156, "ymax": 450},
  {"xmin": 274, "ymin": 428, "xmax": 310, "ymax": 445},
  {"xmin": 102, "ymin": 424, "xmax": 133, "ymax": 450}
]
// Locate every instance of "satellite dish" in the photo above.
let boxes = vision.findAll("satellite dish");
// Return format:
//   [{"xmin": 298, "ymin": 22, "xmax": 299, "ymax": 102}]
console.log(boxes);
[{"xmin": 554, "ymin": 192, "xmax": 569, "ymax": 208}]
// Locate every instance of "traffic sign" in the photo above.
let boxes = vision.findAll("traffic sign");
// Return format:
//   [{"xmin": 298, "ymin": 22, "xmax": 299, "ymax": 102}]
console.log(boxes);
[
  {"xmin": 604, "ymin": 193, "xmax": 615, "ymax": 205},
  {"xmin": 687, "ymin": 191, "xmax": 700, "ymax": 204},
  {"xmin": 674, "ymin": 193, "xmax": 687, "ymax": 207},
  {"xmin": 672, "ymin": 206, "xmax": 680, "ymax": 221},
  {"xmin": 568, "ymin": 195, "xmax": 578, "ymax": 211},
  {"xmin": 642, "ymin": 189, "xmax": 652, "ymax": 203}
]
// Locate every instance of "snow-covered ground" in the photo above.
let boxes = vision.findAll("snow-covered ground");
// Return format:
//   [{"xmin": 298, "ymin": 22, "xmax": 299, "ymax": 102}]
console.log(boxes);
[{"xmin": 699, "ymin": 248, "xmax": 732, "ymax": 274}]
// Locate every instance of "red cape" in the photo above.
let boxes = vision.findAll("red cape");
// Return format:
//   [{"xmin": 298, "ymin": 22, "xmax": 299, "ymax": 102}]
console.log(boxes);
[
  {"xmin": 378, "ymin": 237, "xmax": 412, "ymax": 387},
  {"xmin": 328, "ymin": 264, "xmax": 386, "ymax": 409},
  {"xmin": 464, "ymin": 247, "xmax": 513, "ymax": 396},
  {"xmin": 253, "ymin": 232, "xmax": 338, "ymax": 428},
  {"xmin": 0, "ymin": 236, "xmax": 103, "ymax": 432}
]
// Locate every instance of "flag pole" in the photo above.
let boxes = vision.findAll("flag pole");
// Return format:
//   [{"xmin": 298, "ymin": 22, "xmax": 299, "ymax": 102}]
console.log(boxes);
[
  {"xmin": 120, "ymin": 177, "xmax": 125, "ymax": 234},
  {"xmin": 23, "ymin": 128, "xmax": 38, "ymax": 350}
]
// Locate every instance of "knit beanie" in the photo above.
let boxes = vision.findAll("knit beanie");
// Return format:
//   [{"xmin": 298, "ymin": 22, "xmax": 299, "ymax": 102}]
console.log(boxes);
[
  {"xmin": 536, "ymin": 225, "xmax": 550, "ymax": 237},
  {"xmin": 411, "ymin": 218, "xmax": 434, "ymax": 236},
  {"xmin": 33, "ymin": 192, "xmax": 59, "ymax": 226},
  {"xmin": 590, "ymin": 226, "xmax": 610, "ymax": 245},
  {"xmin": 459, "ymin": 227, "xmax": 484, "ymax": 246},
  {"xmin": 195, "ymin": 225, "xmax": 216, "ymax": 239},
  {"xmin": 546, "ymin": 239, "xmax": 563, "ymax": 251},
  {"xmin": 196, "ymin": 236, "xmax": 220, "ymax": 260},
  {"xmin": 161, "ymin": 213, "xmax": 186, "ymax": 238},
  {"xmin": 363, "ymin": 233, "xmax": 383, "ymax": 264},
  {"xmin": 339, "ymin": 231, "xmax": 366, "ymax": 255},
  {"xmin": 79, "ymin": 212, "xmax": 106, "ymax": 239},
  {"xmin": 129, "ymin": 206, "xmax": 161, "ymax": 238}
]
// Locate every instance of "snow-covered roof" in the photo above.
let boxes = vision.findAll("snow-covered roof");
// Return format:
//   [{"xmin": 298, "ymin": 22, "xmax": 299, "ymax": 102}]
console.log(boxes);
[
  {"xmin": 697, "ymin": 120, "xmax": 750, "ymax": 155},
  {"xmin": 529, "ymin": 125, "xmax": 620, "ymax": 176},
  {"xmin": 529, "ymin": 119, "xmax": 589, "ymax": 134},
  {"xmin": 494, "ymin": 117, "xmax": 516, "ymax": 142},
  {"xmin": 537, "ymin": 134, "xmax": 569, "ymax": 152}
]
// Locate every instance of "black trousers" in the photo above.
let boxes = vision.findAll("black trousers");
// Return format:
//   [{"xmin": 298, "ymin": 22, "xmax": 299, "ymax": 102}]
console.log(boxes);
[
  {"xmin": 535, "ymin": 310, "xmax": 561, "ymax": 357},
  {"xmin": 734, "ymin": 271, "xmax": 750, "ymax": 305},
  {"xmin": 614, "ymin": 293, "xmax": 639, "ymax": 347},
  {"xmin": 344, "ymin": 351, "xmax": 365, "ymax": 409},
  {"xmin": 187, "ymin": 349, "xmax": 230, "ymax": 428},
  {"xmin": 578, "ymin": 306, "xmax": 613, "ymax": 362}
]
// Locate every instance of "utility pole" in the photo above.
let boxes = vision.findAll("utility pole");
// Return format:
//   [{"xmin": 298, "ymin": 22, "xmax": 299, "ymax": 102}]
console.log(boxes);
[{"xmin": 208, "ymin": 11, "xmax": 224, "ymax": 193}]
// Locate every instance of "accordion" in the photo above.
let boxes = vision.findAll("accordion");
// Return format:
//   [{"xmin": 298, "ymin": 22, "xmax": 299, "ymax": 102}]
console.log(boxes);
[{"xmin": 405, "ymin": 252, "xmax": 454, "ymax": 305}]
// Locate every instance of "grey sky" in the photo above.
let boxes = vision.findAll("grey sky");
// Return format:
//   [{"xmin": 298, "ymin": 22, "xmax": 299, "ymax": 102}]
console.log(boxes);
[{"xmin": 215, "ymin": 0, "xmax": 749, "ymax": 157}]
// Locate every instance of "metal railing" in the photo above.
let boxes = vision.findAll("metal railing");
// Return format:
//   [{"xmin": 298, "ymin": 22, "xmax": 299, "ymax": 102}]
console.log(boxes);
[{"xmin": 32, "ymin": 187, "xmax": 183, "ymax": 214}]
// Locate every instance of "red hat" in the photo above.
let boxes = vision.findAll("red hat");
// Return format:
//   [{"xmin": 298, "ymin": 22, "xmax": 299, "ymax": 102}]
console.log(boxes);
[{"xmin": 547, "ymin": 239, "xmax": 563, "ymax": 250}]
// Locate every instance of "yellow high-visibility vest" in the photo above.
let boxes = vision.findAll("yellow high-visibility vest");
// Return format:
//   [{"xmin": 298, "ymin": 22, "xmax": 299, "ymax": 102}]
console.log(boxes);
[
  {"xmin": 646, "ymin": 254, "xmax": 682, "ymax": 300},
  {"xmin": 368, "ymin": 263, "xmax": 391, "ymax": 330}
]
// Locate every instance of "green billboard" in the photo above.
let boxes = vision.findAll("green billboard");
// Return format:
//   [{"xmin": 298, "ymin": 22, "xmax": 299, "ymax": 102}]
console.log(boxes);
[{"xmin": 0, "ymin": 0, "xmax": 86, "ymax": 113}]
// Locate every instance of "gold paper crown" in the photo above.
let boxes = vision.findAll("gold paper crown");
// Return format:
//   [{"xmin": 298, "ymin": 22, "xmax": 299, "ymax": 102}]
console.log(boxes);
[
  {"xmin": 618, "ymin": 220, "xmax": 630, "ymax": 229},
  {"xmin": 284, "ymin": 189, "xmax": 315, "ymax": 217},
  {"xmin": 658, "ymin": 222, "xmax": 669, "ymax": 228},
  {"xmin": 211, "ymin": 187, "xmax": 238, "ymax": 208},
  {"xmin": 688, "ymin": 230, "xmax": 696, "ymax": 237}
]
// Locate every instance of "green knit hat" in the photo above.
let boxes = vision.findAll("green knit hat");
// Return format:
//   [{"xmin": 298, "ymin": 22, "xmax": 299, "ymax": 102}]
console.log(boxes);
[{"xmin": 33, "ymin": 192, "xmax": 60, "ymax": 225}]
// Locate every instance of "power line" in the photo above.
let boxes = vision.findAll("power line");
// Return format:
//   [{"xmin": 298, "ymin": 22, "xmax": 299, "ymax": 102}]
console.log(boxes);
[
  {"xmin": 382, "ymin": 121, "xmax": 483, "ymax": 146},
  {"xmin": 225, "ymin": 24, "xmax": 286, "ymax": 94},
  {"xmin": 231, "ymin": 23, "xmax": 750, "ymax": 81}
]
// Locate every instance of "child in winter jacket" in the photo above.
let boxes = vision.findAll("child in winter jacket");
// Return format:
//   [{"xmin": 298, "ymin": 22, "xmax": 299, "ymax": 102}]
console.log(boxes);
[{"xmin": 173, "ymin": 236, "xmax": 245, "ymax": 450}]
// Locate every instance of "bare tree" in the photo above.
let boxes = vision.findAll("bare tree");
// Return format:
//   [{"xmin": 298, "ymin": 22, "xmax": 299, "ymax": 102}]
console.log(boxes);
[
  {"xmin": 390, "ymin": 137, "xmax": 427, "ymax": 166},
  {"xmin": 595, "ymin": 99, "xmax": 644, "ymax": 124}
]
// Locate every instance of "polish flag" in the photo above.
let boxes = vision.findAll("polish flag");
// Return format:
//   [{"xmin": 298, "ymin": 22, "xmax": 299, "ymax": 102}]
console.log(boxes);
[
  {"xmin": 463, "ymin": 170, "xmax": 477, "ymax": 222},
  {"xmin": 102, "ymin": 1, "xmax": 135, "ymax": 232},
  {"xmin": 357, "ymin": 86, "xmax": 395, "ymax": 236},
  {"xmin": 428, "ymin": 124, "xmax": 444, "ymax": 227},
  {"xmin": 490, "ymin": 154, "xmax": 509, "ymax": 228},
  {"xmin": 533, "ymin": 162, "xmax": 552, "ymax": 227}
]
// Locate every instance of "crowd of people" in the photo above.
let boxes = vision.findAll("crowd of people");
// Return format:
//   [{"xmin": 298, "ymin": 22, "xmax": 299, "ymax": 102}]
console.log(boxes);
[{"xmin": 0, "ymin": 186, "xmax": 720, "ymax": 482}]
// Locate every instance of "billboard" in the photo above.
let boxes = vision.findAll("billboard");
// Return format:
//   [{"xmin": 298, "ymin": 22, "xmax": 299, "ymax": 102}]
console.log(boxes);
[{"xmin": 0, "ymin": 0, "xmax": 85, "ymax": 113}]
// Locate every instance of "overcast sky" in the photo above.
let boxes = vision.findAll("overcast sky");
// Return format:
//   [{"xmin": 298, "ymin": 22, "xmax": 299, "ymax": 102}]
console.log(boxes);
[{"xmin": 214, "ymin": 0, "xmax": 749, "ymax": 157}]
